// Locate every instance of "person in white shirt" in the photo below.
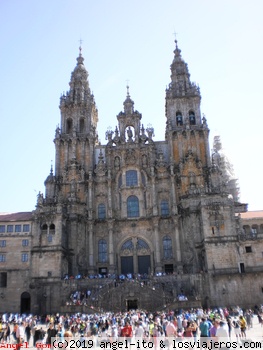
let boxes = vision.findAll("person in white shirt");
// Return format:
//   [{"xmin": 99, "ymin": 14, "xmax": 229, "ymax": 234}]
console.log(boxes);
[{"xmin": 216, "ymin": 320, "xmax": 229, "ymax": 345}]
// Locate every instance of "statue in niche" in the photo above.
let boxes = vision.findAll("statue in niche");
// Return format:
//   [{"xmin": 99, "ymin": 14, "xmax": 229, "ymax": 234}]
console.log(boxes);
[
  {"xmin": 113, "ymin": 126, "xmax": 120, "ymax": 143},
  {"xmin": 127, "ymin": 127, "xmax": 133, "ymax": 141}
]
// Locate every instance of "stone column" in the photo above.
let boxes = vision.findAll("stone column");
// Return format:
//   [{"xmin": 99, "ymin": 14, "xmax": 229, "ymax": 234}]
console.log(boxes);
[
  {"xmin": 151, "ymin": 167, "xmax": 158, "ymax": 216},
  {"xmin": 107, "ymin": 170, "xmax": 112, "ymax": 218},
  {"xmin": 88, "ymin": 221, "xmax": 95, "ymax": 274},
  {"xmin": 87, "ymin": 171, "xmax": 93, "ymax": 219},
  {"xmin": 132, "ymin": 237, "xmax": 138, "ymax": 274},
  {"xmin": 153, "ymin": 218, "xmax": 161, "ymax": 272},
  {"xmin": 108, "ymin": 220, "xmax": 115, "ymax": 273},
  {"xmin": 174, "ymin": 222, "xmax": 181, "ymax": 262},
  {"xmin": 170, "ymin": 165, "xmax": 178, "ymax": 215}
]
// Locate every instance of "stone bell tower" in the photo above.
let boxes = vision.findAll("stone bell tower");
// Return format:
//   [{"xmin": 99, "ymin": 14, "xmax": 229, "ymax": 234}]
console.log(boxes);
[
  {"xmin": 165, "ymin": 39, "xmax": 210, "ymax": 198},
  {"xmin": 31, "ymin": 47, "xmax": 99, "ymax": 288},
  {"xmin": 56, "ymin": 47, "xmax": 98, "ymax": 177}
]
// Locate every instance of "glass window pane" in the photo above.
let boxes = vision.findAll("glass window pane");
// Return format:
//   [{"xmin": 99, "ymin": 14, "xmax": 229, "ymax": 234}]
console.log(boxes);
[
  {"xmin": 127, "ymin": 196, "xmax": 139, "ymax": 217},
  {"xmin": 161, "ymin": 200, "xmax": 169, "ymax": 217},
  {"xmin": 21, "ymin": 253, "xmax": 28, "ymax": 262},
  {"xmin": 0, "ymin": 240, "xmax": 6, "ymax": 247},
  {"xmin": 23, "ymin": 224, "xmax": 30, "ymax": 232},
  {"xmin": 163, "ymin": 236, "xmax": 173, "ymax": 259},
  {"xmin": 98, "ymin": 204, "xmax": 106, "ymax": 219},
  {"xmin": 0, "ymin": 254, "xmax": 6, "ymax": 262},
  {"xmin": 0, "ymin": 226, "xmax": 5, "ymax": 233},
  {"xmin": 98, "ymin": 239, "xmax": 107, "ymax": 263},
  {"xmin": 126, "ymin": 170, "xmax": 138, "ymax": 186},
  {"xmin": 7, "ymin": 225, "xmax": 13, "ymax": 233},
  {"xmin": 15, "ymin": 225, "xmax": 21, "ymax": 232},
  {"xmin": 121, "ymin": 239, "xmax": 134, "ymax": 251},
  {"xmin": 22, "ymin": 239, "xmax": 29, "ymax": 246}
]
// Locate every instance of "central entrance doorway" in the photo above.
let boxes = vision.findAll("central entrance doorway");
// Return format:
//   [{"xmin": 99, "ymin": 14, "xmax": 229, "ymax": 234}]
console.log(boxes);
[
  {"xmin": 121, "ymin": 256, "xmax": 134, "ymax": 274},
  {"xmin": 127, "ymin": 299, "xmax": 138, "ymax": 310},
  {"xmin": 120, "ymin": 238, "xmax": 151, "ymax": 275}
]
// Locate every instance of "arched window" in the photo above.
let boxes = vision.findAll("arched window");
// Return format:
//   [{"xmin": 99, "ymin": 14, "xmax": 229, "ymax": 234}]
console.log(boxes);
[
  {"xmin": 66, "ymin": 118, "xmax": 73, "ymax": 134},
  {"xmin": 79, "ymin": 118, "xmax": 85, "ymax": 133},
  {"xmin": 48, "ymin": 224, "xmax": 55, "ymax": 242},
  {"xmin": 160, "ymin": 200, "xmax": 169, "ymax": 217},
  {"xmin": 189, "ymin": 111, "xmax": 196, "ymax": 125},
  {"xmin": 98, "ymin": 239, "xmax": 107, "ymax": 263},
  {"xmin": 176, "ymin": 111, "xmax": 183, "ymax": 126},
  {"xmin": 41, "ymin": 224, "xmax": 48, "ymax": 234},
  {"xmin": 98, "ymin": 203, "xmax": 106, "ymax": 220},
  {"xmin": 126, "ymin": 170, "xmax": 138, "ymax": 186},
  {"xmin": 136, "ymin": 239, "xmax": 149, "ymax": 250},
  {"xmin": 163, "ymin": 236, "xmax": 173, "ymax": 259},
  {"xmin": 121, "ymin": 239, "xmax": 134, "ymax": 251},
  {"xmin": 127, "ymin": 196, "xmax": 139, "ymax": 218},
  {"xmin": 49, "ymin": 224, "xmax": 55, "ymax": 234}
]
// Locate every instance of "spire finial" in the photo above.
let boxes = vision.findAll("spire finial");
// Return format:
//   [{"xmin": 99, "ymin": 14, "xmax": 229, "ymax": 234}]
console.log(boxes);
[
  {"xmin": 50, "ymin": 160, "xmax": 53, "ymax": 175},
  {"xmin": 173, "ymin": 31, "xmax": 178, "ymax": 48},
  {"xmin": 126, "ymin": 80, "xmax": 130, "ymax": 97},
  {"xmin": 79, "ymin": 38, "xmax": 83, "ymax": 56}
]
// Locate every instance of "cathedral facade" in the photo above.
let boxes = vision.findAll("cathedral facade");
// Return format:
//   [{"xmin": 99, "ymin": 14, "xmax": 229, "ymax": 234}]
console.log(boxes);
[{"xmin": 1, "ymin": 40, "xmax": 263, "ymax": 314}]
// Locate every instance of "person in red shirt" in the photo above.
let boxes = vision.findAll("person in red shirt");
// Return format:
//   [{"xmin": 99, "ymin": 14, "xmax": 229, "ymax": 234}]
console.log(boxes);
[{"xmin": 121, "ymin": 321, "xmax": 133, "ymax": 347}]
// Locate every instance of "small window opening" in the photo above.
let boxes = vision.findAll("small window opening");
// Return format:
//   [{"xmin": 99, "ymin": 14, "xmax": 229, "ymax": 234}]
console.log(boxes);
[{"xmin": 245, "ymin": 246, "xmax": 252, "ymax": 253}]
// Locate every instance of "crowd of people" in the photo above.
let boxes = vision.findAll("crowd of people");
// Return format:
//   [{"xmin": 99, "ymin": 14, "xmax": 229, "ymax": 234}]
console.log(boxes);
[
  {"xmin": 63, "ymin": 272, "xmax": 174, "ymax": 281},
  {"xmin": 0, "ymin": 305, "xmax": 262, "ymax": 348}
]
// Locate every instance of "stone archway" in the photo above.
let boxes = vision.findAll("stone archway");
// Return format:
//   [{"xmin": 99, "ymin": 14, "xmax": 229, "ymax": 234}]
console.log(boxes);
[
  {"xmin": 120, "ymin": 237, "xmax": 152, "ymax": 275},
  {"xmin": 21, "ymin": 291, "xmax": 31, "ymax": 314}
]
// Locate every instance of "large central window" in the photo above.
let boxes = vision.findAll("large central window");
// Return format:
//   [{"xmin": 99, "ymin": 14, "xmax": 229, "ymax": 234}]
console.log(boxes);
[
  {"xmin": 126, "ymin": 170, "xmax": 138, "ymax": 186},
  {"xmin": 98, "ymin": 203, "xmax": 106, "ymax": 220},
  {"xmin": 98, "ymin": 239, "xmax": 107, "ymax": 263},
  {"xmin": 127, "ymin": 195, "xmax": 139, "ymax": 218},
  {"xmin": 163, "ymin": 235, "xmax": 173, "ymax": 259},
  {"xmin": 160, "ymin": 200, "xmax": 169, "ymax": 217}
]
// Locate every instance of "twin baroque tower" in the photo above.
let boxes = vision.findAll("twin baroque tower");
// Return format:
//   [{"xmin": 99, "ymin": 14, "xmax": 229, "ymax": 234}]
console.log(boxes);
[{"xmin": 31, "ymin": 42, "xmax": 241, "ymax": 291}]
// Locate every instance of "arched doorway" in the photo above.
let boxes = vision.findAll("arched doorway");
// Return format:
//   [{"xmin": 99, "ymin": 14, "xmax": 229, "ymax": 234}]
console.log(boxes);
[
  {"xmin": 21, "ymin": 292, "xmax": 31, "ymax": 314},
  {"xmin": 120, "ymin": 237, "xmax": 151, "ymax": 275}
]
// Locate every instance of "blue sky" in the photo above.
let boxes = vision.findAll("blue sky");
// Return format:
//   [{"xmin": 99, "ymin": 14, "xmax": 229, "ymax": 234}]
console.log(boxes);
[{"xmin": 0, "ymin": 0, "xmax": 262, "ymax": 212}]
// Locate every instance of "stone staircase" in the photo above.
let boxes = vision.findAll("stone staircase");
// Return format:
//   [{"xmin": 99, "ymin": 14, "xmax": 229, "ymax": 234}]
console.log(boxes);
[{"xmin": 60, "ymin": 274, "xmax": 203, "ymax": 313}]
